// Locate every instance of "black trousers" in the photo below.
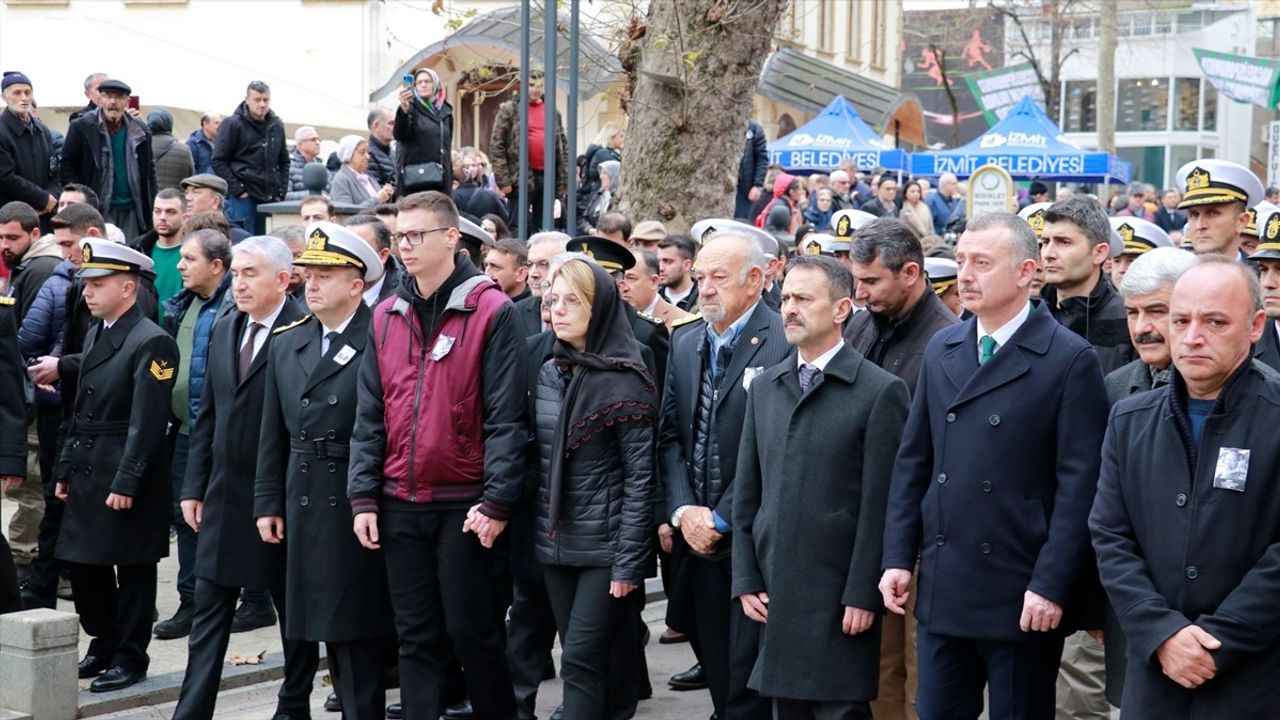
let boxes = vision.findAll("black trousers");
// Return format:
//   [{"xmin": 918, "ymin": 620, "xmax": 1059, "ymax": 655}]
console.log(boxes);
[
  {"xmin": 543, "ymin": 565, "xmax": 635, "ymax": 719},
  {"xmin": 0, "ymin": 535, "xmax": 21, "ymax": 614},
  {"xmin": 65, "ymin": 561, "xmax": 157, "ymax": 672},
  {"xmin": 381, "ymin": 508, "xmax": 516, "ymax": 720},
  {"xmin": 687, "ymin": 556, "xmax": 770, "ymax": 720},
  {"xmin": 915, "ymin": 624, "xmax": 1064, "ymax": 720},
  {"xmin": 173, "ymin": 576, "xmax": 319, "ymax": 720},
  {"xmin": 26, "ymin": 405, "xmax": 64, "ymax": 602},
  {"xmin": 507, "ymin": 573, "xmax": 559, "ymax": 720},
  {"xmin": 328, "ymin": 639, "xmax": 386, "ymax": 720},
  {"xmin": 774, "ymin": 698, "xmax": 873, "ymax": 720}
]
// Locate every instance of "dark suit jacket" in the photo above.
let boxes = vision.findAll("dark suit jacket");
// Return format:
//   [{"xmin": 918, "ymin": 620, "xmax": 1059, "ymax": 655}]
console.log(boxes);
[
  {"xmin": 844, "ymin": 289, "xmax": 959, "ymax": 397},
  {"xmin": 513, "ymin": 293, "xmax": 543, "ymax": 338},
  {"xmin": 883, "ymin": 302, "xmax": 1109, "ymax": 641},
  {"xmin": 184, "ymin": 298, "xmax": 304, "ymax": 588},
  {"xmin": 1254, "ymin": 318, "xmax": 1280, "ymax": 375}
]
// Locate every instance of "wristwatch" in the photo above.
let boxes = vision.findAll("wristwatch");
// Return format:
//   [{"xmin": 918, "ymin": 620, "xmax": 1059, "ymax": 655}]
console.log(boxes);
[{"xmin": 671, "ymin": 505, "xmax": 690, "ymax": 529}]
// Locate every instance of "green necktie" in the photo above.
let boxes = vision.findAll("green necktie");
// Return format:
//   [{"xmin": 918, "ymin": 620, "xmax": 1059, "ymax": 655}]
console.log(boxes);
[{"xmin": 979, "ymin": 335, "xmax": 997, "ymax": 366}]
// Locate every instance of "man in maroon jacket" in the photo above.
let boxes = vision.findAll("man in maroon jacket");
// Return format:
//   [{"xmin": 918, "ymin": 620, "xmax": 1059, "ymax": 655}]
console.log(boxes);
[{"xmin": 348, "ymin": 190, "xmax": 526, "ymax": 719}]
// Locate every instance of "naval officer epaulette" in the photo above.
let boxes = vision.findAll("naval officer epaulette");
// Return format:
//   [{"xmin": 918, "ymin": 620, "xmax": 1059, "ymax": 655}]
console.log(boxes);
[
  {"xmin": 273, "ymin": 315, "xmax": 313, "ymax": 334},
  {"xmin": 670, "ymin": 312, "xmax": 702, "ymax": 329}
]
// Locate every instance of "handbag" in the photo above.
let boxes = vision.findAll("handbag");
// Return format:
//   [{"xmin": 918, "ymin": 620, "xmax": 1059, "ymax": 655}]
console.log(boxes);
[{"xmin": 402, "ymin": 162, "xmax": 444, "ymax": 192}]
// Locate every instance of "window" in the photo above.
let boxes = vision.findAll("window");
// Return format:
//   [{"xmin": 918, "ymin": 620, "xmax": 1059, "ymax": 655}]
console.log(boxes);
[
  {"xmin": 1062, "ymin": 80, "xmax": 1097, "ymax": 133},
  {"xmin": 846, "ymin": 1, "xmax": 862, "ymax": 61},
  {"xmin": 870, "ymin": 0, "xmax": 888, "ymax": 69},
  {"xmin": 1202, "ymin": 83, "xmax": 1218, "ymax": 132},
  {"xmin": 1173, "ymin": 78, "xmax": 1199, "ymax": 131},
  {"xmin": 1117, "ymin": 78, "xmax": 1169, "ymax": 132},
  {"xmin": 1117, "ymin": 146, "xmax": 1166, "ymax": 187},
  {"xmin": 818, "ymin": 0, "xmax": 835, "ymax": 53},
  {"xmin": 1169, "ymin": 146, "xmax": 1199, "ymax": 185}
]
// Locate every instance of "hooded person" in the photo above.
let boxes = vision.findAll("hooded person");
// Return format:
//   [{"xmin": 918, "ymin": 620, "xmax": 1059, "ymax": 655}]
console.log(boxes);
[
  {"xmin": 147, "ymin": 108, "xmax": 194, "ymax": 191},
  {"xmin": 755, "ymin": 172, "xmax": 802, "ymax": 233},
  {"xmin": 533, "ymin": 257, "xmax": 658, "ymax": 718}
]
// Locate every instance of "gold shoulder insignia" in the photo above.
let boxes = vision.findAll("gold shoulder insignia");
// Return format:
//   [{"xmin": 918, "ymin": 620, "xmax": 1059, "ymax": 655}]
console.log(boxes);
[
  {"xmin": 670, "ymin": 313, "xmax": 703, "ymax": 329},
  {"xmin": 0, "ymin": 296, "xmax": 14, "ymax": 306},
  {"xmin": 272, "ymin": 315, "xmax": 313, "ymax": 335},
  {"xmin": 637, "ymin": 311, "xmax": 663, "ymax": 325},
  {"xmin": 150, "ymin": 359, "xmax": 175, "ymax": 382}
]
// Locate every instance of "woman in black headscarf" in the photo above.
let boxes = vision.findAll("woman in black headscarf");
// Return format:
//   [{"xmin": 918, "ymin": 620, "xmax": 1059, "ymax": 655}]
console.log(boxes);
[{"xmin": 534, "ymin": 258, "xmax": 657, "ymax": 717}]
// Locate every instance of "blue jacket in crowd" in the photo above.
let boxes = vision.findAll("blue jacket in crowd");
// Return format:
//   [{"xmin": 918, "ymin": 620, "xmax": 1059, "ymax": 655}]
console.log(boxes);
[
  {"xmin": 17, "ymin": 259, "xmax": 74, "ymax": 406},
  {"xmin": 162, "ymin": 274, "xmax": 232, "ymax": 429},
  {"xmin": 186, "ymin": 129, "xmax": 216, "ymax": 175}
]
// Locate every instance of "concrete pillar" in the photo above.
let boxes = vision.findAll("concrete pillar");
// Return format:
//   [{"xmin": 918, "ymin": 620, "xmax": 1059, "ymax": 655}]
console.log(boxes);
[{"xmin": 0, "ymin": 609, "xmax": 79, "ymax": 720}]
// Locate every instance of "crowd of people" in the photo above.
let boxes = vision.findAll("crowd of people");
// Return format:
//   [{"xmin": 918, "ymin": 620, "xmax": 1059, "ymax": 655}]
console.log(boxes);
[{"xmin": 4, "ymin": 66, "xmax": 1280, "ymax": 720}]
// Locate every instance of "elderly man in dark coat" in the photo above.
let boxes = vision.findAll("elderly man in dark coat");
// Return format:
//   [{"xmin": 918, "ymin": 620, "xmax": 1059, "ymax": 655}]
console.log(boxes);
[
  {"xmin": 1091, "ymin": 258, "xmax": 1280, "ymax": 719},
  {"xmin": 54, "ymin": 241, "xmax": 178, "ymax": 692},
  {"xmin": 734, "ymin": 255, "xmax": 909, "ymax": 719},
  {"xmin": 255, "ymin": 223, "xmax": 395, "ymax": 719},
  {"xmin": 174, "ymin": 236, "xmax": 316, "ymax": 720},
  {"xmin": 880, "ymin": 213, "xmax": 1109, "ymax": 719}
]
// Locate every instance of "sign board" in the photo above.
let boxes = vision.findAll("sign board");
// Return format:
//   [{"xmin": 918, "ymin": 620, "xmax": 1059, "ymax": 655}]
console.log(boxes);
[
  {"xmin": 1193, "ymin": 48, "xmax": 1280, "ymax": 108},
  {"xmin": 967, "ymin": 164, "xmax": 1015, "ymax": 220},
  {"xmin": 964, "ymin": 64, "xmax": 1045, "ymax": 125},
  {"xmin": 1270, "ymin": 121, "xmax": 1280, "ymax": 187}
]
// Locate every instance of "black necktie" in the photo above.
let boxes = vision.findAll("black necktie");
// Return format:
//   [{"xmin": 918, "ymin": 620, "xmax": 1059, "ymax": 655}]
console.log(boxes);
[
  {"xmin": 239, "ymin": 322, "xmax": 262, "ymax": 379},
  {"xmin": 322, "ymin": 331, "xmax": 339, "ymax": 357}
]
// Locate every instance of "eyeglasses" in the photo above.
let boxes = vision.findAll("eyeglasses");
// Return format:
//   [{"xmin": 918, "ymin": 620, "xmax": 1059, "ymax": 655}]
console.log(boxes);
[
  {"xmin": 529, "ymin": 260, "xmax": 551, "ymax": 272},
  {"xmin": 547, "ymin": 293, "xmax": 583, "ymax": 310},
  {"xmin": 393, "ymin": 227, "xmax": 451, "ymax": 246}
]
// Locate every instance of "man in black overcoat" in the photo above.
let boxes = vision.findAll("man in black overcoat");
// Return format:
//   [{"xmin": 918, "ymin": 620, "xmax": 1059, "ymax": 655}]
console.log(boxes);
[
  {"xmin": 1248, "ymin": 238, "xmax": 1280, "ymax": 374},
  {"xmin": 174, "ymin": 235, "xmax": 316, "ymax": 719},
  {"xmin": 255, "ymin": 223, "xmax": 395, "ymax": 719},
  {"xmin": 0, "ymin": 294, "xmax": 30, "ymax": 614},
  {"xmin": 53, "ymin": 240, "xmax": 178, "ymax": 692},
  {"xmin": 1091, "ymin": 258, "xmax": 1280, "ymax": 719},
  {"xmin": 734, "ymin": 255, "xmax": 909, "ymax": 719}
]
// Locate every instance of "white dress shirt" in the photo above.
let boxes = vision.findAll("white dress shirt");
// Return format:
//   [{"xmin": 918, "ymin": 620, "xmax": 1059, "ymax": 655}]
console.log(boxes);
[
  {"xmin": 362, "ymin": 275, "xmax": 385, "ymax": 307},
  {"xmin": 240, "ymin": 299, "xmax": 286, "ymax": 363},
  {"xmin": 796, "ymin": 339, "xmax": 844, "ymax": 372},
  {"xmin": 975, "ymin": 301, "xmax": 1032, "ymax": 363},
  {"xmin": 321, "ymin": 312, "xmax": 356, "ymax": 355}
]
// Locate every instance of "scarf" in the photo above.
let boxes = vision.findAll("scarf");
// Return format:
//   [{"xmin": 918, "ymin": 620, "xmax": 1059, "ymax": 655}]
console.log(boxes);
[
  {"xmin": 546, "ymin": 262, "xmax": 657, "ymax": 530},
  {"xmin": 414, "ymin": 68, "xmax": 446, "ymax": 113}
]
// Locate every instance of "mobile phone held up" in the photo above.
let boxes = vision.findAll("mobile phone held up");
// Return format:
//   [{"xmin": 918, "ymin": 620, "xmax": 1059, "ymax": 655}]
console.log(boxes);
[{"xmin": 128, "ymin": 95, "xmax": 140, "ymax": 111}]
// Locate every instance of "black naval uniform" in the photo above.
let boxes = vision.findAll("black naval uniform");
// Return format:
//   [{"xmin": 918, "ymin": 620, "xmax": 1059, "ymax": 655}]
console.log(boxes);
[
  {"xmin": 0, "ymin": 297, "xmax": 29, "ymax": 614},
  {"xmin": 175, "ymin": 298, "xmax": 319, "ymax": 720},
  {"xmin": 55, "ymin": 303, "xmax": 179, "ymax": 675},
  {"xmin": 255, "ymin": 305, "xmax": 395, "ymax": 720}
]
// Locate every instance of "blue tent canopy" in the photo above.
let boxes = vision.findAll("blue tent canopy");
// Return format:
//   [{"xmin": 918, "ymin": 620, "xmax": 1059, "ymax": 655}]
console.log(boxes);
[
  {"xmin": 768, "ymin": 95, "xmax": 910, "ymax": 174},
  {"xmin": 910, "ymin": 96, "xmax": 1131, "ymax": 184}
]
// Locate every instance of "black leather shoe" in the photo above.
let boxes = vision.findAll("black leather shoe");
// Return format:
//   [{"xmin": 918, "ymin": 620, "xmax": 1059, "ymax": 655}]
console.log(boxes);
[
  {"xmin": 385, "ymin": 702, "xmax": 402, "ymax": 719},
  {"xmin": 444, "ymin": 699, "xmax": 474, "ymax": 717},
  {"xmin": 89, "ymin": 665, "xmax": 146, "ymax": 693},
  {"xmin": 668, "ymin": 663, "xmax": 708, "ymax": 690},
  {"xmin": 78, "ymin": 654, "xmax": 110, "ymax": 679},
  {"xmin": 549, "ymin": 704, "xmax": 563, "ymax": 720},
  {"xmin": 230, "ymin": 600, "xmax": 277, "ymax": 633},
  {"xmin": 324, "ymin": 691, "xmax": 341, "ymax": 712},
  {"xmin": 154, "ymin": 596, "xmax": 195, "ymax": 639},
  {"xmin": 21, "ymin": 587, "xmax": 56, "ymax": 610}
]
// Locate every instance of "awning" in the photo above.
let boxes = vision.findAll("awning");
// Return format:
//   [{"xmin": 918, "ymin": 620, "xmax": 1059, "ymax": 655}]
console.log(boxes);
[
  {"xmin": 371, "ymin": 6, "xmax": 622, "ymax": 103},
  {"xmin": 757, "ymin": 48, "xmax": 926, "ymax": 146}
]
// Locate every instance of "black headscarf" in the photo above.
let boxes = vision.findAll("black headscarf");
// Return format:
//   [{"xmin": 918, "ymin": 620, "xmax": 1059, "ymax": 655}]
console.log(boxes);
[{"xmin": 547, "ymin": 260, "xmax": 657, "ymax": 529}]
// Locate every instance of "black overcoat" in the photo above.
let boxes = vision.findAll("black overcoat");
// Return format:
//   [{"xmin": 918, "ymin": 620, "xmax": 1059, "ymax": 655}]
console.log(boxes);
[
  {"xmin": 1091, "ymin": 362, "xmax": 1280, "ymax": 719},
  {"xmin": 55, "ymin": 304, "xmax": 177, "ymax": 565},
  {"xmin": 254, "ymin": 306, "xmax": 395, "ymax": 643},
  {"xmin": 183, "ymin": 299, "xmax": 303, "ymax": 588},
  {"xmin": 732, "ymin": 345, "xmax": 909, "ymax": 701},
  {"xmin": 1253, "ymin": 318, "xmax": 1280, "ymax": 375}
]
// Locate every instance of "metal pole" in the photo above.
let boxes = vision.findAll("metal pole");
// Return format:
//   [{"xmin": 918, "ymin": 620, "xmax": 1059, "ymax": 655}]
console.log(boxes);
[
  {"xmin": 566, "ymin": 0, "xmax": 580, "ymax": 232},
  {"xmin": 543, "ymin": 2, "xmax": 558, "ymax": 231},
  {"xmin": 518, "ymin": 0, "xmax": 531, "ymax": 240}
]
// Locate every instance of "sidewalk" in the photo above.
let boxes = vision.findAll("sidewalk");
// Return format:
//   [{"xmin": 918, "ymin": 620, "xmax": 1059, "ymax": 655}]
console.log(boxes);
[{"xmin": 3, "ymin": 502, "xmax": 711, "ymax": 719}]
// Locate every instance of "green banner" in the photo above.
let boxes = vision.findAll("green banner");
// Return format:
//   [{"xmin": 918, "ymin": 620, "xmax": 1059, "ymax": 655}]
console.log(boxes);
[
  {"xmin": 963, "ymin": 63, "xmax": 1044, "ymax": 126},
  {"xmin": 1193, "ymin": 48, "xmax": 1280, "ymax": 108}
]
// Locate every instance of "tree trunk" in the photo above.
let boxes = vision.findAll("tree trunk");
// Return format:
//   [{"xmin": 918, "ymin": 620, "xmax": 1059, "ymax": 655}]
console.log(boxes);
[
  {"xmin": 620, "ymin": 0, "xmax": 784, "ymax": 231},
  {"xmin": 1096, "ymin": 1, "xmax": 1118, "ymax": 154}
]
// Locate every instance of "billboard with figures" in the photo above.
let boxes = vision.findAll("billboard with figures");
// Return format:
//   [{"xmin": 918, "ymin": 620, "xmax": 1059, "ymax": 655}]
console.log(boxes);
[{"xmin": 902, "ymin": 6, "xmax": 1006, "ymax": 148}]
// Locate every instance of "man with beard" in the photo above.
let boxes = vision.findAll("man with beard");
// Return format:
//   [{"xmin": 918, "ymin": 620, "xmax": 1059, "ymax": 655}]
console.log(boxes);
[
  {"xmin": 1245, "ymin": 206, "xmax": 1280, "ymax": 374},
  {"xmin": 212, "ymin": 81, "xmax": 289, "ymax": 235},
  {"xmin": 61, "ymin": 79, "xmax": 155, "ymax": 239},
  {"xmin": 130, "ymin": 189, "xmax": 187, "ymax": 310},
  {"xmin": 658, "ymin": 233, "xmax": 699, "ymax": 313}
]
